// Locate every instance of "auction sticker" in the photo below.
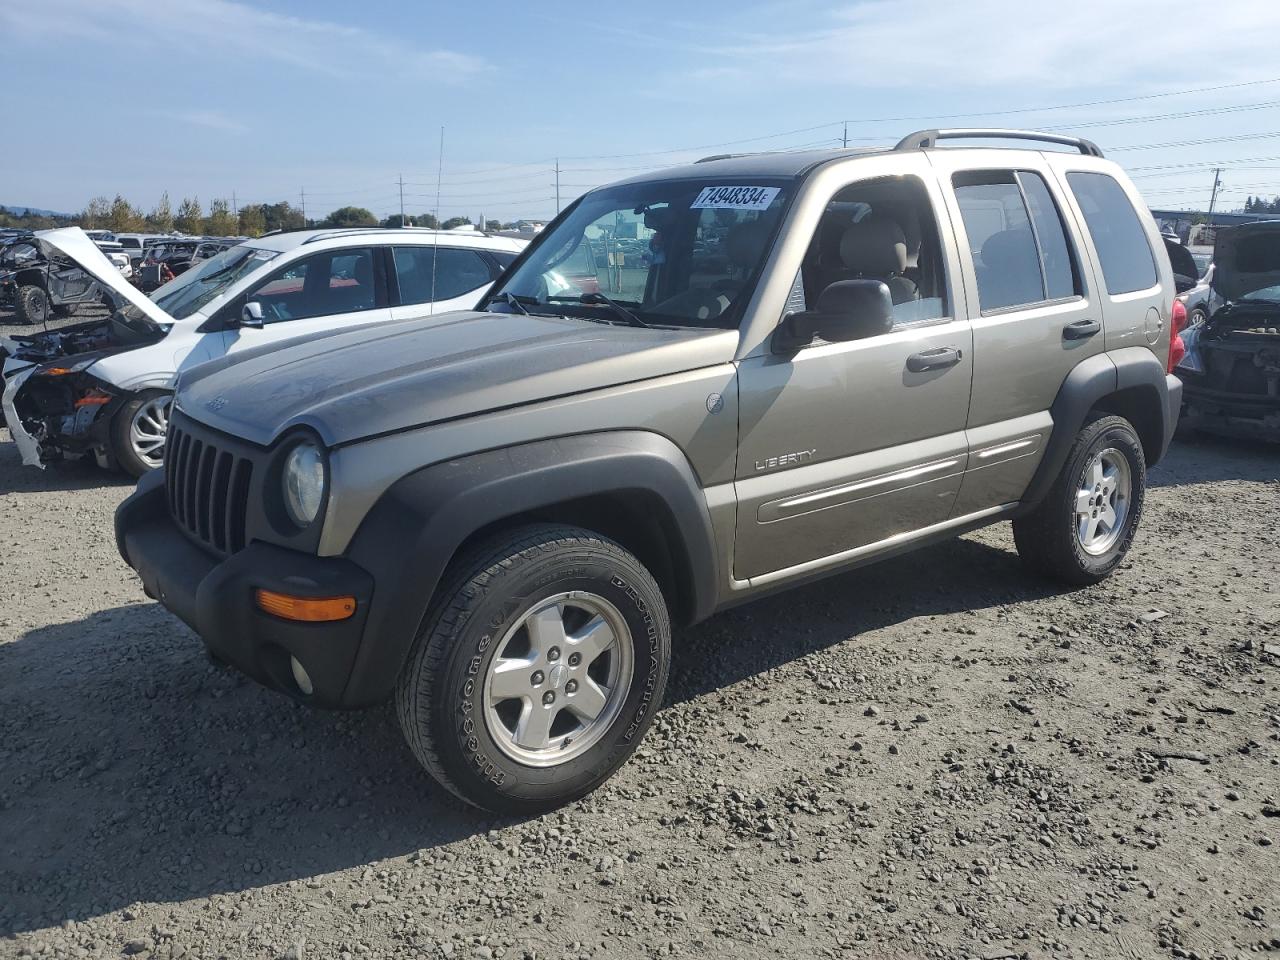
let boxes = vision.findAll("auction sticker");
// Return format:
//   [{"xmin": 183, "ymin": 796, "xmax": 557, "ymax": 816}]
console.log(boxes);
[{"xmin": 691, "ymin": 186, "xmax": 780, "ymax": 210}]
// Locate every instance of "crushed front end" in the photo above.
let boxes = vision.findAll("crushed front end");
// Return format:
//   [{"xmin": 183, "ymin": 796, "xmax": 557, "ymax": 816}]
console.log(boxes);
[
  {"xmin": 1, "ymin": 316, "xmax": 162, "ymax": 467},
  {"xmin": 1179, "ymin": 306, "xmax": 1280, "ymax": 441}
]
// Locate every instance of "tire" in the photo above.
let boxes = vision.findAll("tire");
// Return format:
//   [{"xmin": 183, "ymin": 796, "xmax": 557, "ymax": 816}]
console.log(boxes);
[
  {"xmin": 110, "ymin": 390, "xmax": 172, "ymax": 478},
  {"xmin": 397, "ymin": 523, "xmax": 671, "ymax": 814},
  {"xmin": 13, "ymin": 285, "xmax": 50, "ymax": 326},
  {"xmin": 1189, "ymin": 307, "xmax": 1207, "ymax": 326},
  {"xmin": 1013, "ymin": 414, "xmax": 1146, "ymax": 586}
]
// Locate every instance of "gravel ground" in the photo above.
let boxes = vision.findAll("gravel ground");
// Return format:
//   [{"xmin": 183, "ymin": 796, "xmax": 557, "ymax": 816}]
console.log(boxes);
[{"xmin": 1, "ymin": 408, "xmax": 1278, "ymax": 959}]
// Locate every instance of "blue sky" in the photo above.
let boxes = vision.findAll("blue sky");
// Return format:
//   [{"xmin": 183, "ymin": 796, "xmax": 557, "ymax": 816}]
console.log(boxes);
[{"xmin": 3, "ymin": 0, "xmax": 1280, "ymax": 222}]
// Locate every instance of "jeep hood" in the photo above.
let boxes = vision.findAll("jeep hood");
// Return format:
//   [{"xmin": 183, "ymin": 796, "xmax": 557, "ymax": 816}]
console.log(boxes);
[
  {"xmin": 1213, "ymin": 221, "xmax": 1280, "ymax": 302},
  {"xmin": 176, "ymin": 310, "xmax": 739, "ymax": 447},
  {"xmin": 34, "ymin": 227, "xmax": 174, "ymax": 327}
]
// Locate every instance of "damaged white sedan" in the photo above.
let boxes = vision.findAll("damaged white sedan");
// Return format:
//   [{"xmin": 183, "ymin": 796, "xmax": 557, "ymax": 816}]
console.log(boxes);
[{"xmin": 1, "ymin": 226, "xmax": 526, "ymax": 476}]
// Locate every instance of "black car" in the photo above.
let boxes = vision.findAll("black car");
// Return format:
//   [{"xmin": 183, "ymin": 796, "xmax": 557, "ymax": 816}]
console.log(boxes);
[
  {"xmin": 136, "ymin": 239, "xmax": 203, "ymax": 291},
  {"xmin": 0, "ymin": 235, "xmax": 109, "ymax": 325},
  {"xmin": 1177, "ymin": 221, "xmax": 1280, "ymax": 441}
]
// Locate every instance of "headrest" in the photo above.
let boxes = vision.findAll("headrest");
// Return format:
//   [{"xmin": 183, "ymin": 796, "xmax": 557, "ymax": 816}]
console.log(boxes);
[
  {"xmin": 353, "ymin": 255, "xmax": 373, "ymax": 284},
  {"xmin": 726, "ymin": 220, "xmax": 770, "ymax": 268},
  {"xmin": 839, "ymin": 217, "xmax": 908, "ymax": 276},
  {"xmin": 980, "ymin": 229, "xmax": 1038, "ymax": 271}
]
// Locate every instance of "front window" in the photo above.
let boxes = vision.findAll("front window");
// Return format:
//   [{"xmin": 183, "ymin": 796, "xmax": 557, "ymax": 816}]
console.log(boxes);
[
  {"xmin": 149, "ymin": 245, "xmax": 279, "ymax": 319},
  {"xmin": 246, "ymin": 247, "xmax": 380, "ymax": 322},
  {"xmin": 487, "ymin": 179, "xmax": 792, "ymax": 328}
]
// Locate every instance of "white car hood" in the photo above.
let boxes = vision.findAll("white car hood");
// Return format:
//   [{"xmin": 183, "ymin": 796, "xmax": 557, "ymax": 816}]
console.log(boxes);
[{"xmin": 36, "ymin": 227, "xmax": 175, "ymax": 327}]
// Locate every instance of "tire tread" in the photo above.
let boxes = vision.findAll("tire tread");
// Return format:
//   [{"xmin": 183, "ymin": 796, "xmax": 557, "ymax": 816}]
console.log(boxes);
[
  {"xmin": 1013, "ymin": 414, "xmax": 1145, "ymax": 586},
  {"xmin": 396, "ymin": 523, "xmax": 662, "ymax": 810}
]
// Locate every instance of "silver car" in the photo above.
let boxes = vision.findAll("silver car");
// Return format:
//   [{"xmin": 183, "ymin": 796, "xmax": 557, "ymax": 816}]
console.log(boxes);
[{"xmin": 116, "ymin": 128, "xmax": 1183, "ymax": 812}]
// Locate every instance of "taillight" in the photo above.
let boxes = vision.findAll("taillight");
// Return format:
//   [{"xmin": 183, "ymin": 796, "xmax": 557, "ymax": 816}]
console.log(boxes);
[{"xmin": 1167, "ymin": 299, "xmax": 1187, "ymax": 373}]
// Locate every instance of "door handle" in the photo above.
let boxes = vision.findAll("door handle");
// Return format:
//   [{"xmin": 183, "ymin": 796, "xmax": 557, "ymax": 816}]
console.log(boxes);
[
  {"xmin": 1063, "ymin": 318, "xmax": 1101, "ymax": 340},
  {"xmin": 906, "ymin": 346, "xmax": 963, "ymax": 372}
]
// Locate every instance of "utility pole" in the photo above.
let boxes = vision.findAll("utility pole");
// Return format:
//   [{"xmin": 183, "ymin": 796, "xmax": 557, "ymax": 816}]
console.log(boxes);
[
  {"xmin": 300, "ymin": 187, "xmax": 306, "ymax": 227},
  {"xmin": 842, "ymin": 121, "xmax": 848, "ymax": 149},
  {"xmin": 231, "ymin": 191, "xmax": 238, "ymax": 218},
  {"xmin": 554, "ymin": 158, "xmax": 561, "ymax": 215},
  {"xmin": 398, "ymin": 173, "xmax": 405, "ymax": 226},
  {"xmin": 1206, "ymin": 167, "xmax": 1223, "ymax": 229}
]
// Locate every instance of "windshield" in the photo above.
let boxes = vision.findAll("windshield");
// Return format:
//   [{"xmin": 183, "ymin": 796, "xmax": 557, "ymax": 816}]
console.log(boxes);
[
  {"xmin": 1241, "ymin": 285, "xmax": 1280, "ymax": 303},
  {"xmin": 149, "ymin": 244, "xmax": 276, "ymax": 319},
  {"xmin": 487, "ymin": 179, "xmax": 791, "ymax": 328}
]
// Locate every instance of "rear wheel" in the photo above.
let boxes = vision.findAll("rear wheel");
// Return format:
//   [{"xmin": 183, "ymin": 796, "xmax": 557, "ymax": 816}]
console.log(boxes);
[
  {"xmin": 110, "ymin": 391, "xmax": 172, "ymax": 478},
  {"xmin": 14, "ymin": 285, "xmax": 50, "ymax": 325},
  {"xmin": 396, "ymin": 524, "xmax": 671, "ymax": 813},
  {"xmin": 1013, "ymin": 414, "xmax": 1146, "ymax": 585}
]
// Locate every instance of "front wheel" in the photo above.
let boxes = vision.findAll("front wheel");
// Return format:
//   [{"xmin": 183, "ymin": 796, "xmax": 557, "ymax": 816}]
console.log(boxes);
[
  {"xmin": 396, "ymin": 524, "xmax": 671, "ymax": 814},
  {"xmin": 13, "ymin": 285, "xmax": 50, "ymax": 325},
  {"xmin": 1013, "ymin": 414, "xmax": 1146, "ymax": 585},
  {"xmin": 110, "ymin": 390, "xmax": 172, "ymax": 478}
]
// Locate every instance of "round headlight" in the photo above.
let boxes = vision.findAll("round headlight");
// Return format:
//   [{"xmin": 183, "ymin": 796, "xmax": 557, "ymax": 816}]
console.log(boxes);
[{"xmin": 282, "ymin": 440, "xmax": 326, "ymax": 528}]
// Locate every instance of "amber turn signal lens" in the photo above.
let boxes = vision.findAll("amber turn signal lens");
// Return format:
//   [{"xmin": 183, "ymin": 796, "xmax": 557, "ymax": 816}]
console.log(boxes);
[{"xmin": 254, "ymin": 589, "xmax": 356, "ymax": 622}]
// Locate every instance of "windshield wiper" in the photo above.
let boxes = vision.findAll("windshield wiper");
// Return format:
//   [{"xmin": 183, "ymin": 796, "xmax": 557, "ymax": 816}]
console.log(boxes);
[
  {"xmin": 491, "ymin": 291, "xmax": 532, "ymax": 315},
  {"xmin": 555, "ymin": 292, "xmax": 649, "ymax": 328}
]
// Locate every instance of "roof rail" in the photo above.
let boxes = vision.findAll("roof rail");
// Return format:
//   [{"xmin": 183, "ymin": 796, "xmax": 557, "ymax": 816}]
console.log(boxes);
[
  {"xmin": 695, "ymin": 153, "xmax": 744, "ymax": 163},
  {"xmin": 894, "ymin": 128, "xmax": 1104, "ymax": 158},
  {"xmin": 300, "ymin": 226, "xmax": 494, "ymax": 245}
]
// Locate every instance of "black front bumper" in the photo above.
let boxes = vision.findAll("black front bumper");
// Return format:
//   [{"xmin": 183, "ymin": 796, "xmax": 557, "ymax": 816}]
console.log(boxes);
[{"xmin": 115, "ymin": 470, "xmax": 377, "ymax": 706}]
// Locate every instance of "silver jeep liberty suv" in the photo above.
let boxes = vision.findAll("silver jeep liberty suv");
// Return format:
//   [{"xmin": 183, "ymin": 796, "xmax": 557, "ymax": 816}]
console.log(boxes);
[{"xmin": 116, "ymin": 129, "xmax": 1183, "ymax": 812}]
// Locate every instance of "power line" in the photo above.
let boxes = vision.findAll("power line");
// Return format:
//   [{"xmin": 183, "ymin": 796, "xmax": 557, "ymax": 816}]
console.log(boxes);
[{"xmin": 1109, "ymin": 130, "xmax": 1280, "ymax": 152}]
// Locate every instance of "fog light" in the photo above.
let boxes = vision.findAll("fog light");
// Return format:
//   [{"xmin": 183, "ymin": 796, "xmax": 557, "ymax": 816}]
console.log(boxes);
[{"xmin": 290, "ymin": 656, "xmax": 314, "ymax": 696}]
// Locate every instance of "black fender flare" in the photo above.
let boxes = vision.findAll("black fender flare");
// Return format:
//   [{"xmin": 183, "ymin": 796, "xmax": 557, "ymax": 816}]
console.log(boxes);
[
  {"xmin": 1020, "ymin": 348, "xmax": 1177, "ymax": 508},
  {"xmin": 338, "ymin": 431, "xmax": 719, "ymax": 706}
]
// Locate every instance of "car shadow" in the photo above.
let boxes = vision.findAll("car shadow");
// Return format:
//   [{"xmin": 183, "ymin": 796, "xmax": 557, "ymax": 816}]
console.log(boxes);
[
  {"xmin": 667, "ymin": 535, "xmax": 1061, "ymax": 706},
  {"xmin": 0, "ymin": 429, "xmax": 136, "ymax": 493},
  {"xmin": 1148, "ymin": 433, "xmax": 1280, "ymax": 489},
  {"xmin": 0, "ymin": 534, "xmax": 1061, "ymax": 935}
]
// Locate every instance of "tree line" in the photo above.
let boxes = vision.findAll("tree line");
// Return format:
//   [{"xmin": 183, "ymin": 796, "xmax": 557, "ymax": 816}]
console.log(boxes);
[
  {"xmin": 0, "ymin": 195, "xmax": 525, "ymax": 236},
  {"xmin": 1242, "ymin": 195, "xmax": 1280, "ymax": 214}
]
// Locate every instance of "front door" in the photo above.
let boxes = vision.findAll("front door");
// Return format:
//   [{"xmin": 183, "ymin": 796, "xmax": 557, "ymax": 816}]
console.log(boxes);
[{"xmin": 733, "ymin": 166, "xmax": 974, "ymax": 583}]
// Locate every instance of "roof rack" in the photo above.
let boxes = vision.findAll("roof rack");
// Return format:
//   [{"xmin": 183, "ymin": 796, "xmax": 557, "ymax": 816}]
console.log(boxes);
[
  {"xmin": 300, "ymin": 226, "xmax": 495, "ymax": 245},
  {"xmin": 894, "ymin": 128, "xmax": 1104, "ymax": 158}
]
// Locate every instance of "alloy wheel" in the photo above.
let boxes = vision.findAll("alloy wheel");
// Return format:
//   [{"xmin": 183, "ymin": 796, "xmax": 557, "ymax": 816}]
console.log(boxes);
[
  {"xmin": 482, "ymin": 591, "xmax": 634, "ymax": 767},
  {"xmin": 128, "ymin": 395, "xmax": 171, "ymax": 469},
  {"xmin": 1074, "ymin": 447, "xmax": 1131, "ymax": 555}
]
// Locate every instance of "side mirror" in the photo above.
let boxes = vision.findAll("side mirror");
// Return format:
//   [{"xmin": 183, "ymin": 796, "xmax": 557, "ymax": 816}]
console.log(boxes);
[
  {"xmin": 239, "ymin": 301, "xmax": 265, "ymax": 328},
  {"xmin": 774, "ymin": 279, "xmax": 894, "ymax": 352}
]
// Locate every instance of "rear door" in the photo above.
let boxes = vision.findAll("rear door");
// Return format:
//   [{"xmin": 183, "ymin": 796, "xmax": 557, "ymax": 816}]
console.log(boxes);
[
  {"xmin": 1050, "ymin": 161, "xmax": 1168, "ymax": 357},
  {"xmin": 222, "ymin": 246, "xmax": 391, "ymax": 356},
  {"xmin": 389, "ymin": 245, "xmax": 498, "ymax": 318},
  {"xmin": 929, "ymin": 151, "xmax": 1104, "ymax": 514}
]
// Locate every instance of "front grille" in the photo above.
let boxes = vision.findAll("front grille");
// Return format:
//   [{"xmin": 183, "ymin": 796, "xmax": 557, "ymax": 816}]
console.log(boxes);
[{"xmin": 165, "ymin": 419, "xmax": 254, "ymax": 555}]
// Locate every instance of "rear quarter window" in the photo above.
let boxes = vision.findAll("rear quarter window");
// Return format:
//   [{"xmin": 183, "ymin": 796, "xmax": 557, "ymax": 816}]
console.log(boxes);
[{"xmin": 1066, "ymin": 172, "xmax": 1157, "ymax": 295}]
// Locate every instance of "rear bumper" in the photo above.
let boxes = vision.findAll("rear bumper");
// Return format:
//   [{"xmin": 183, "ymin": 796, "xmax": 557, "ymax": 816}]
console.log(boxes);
[
  {"xmin": 1162, "ymin": 373, "xmax": 1183, "ymax": 460},
  {"xmin": 1181, "ymin": 374, "xmax": 1280, "ymax": 441},
  {"xmin": 115, "ymin": 470, "xmax": 377, "ymax": 707}
]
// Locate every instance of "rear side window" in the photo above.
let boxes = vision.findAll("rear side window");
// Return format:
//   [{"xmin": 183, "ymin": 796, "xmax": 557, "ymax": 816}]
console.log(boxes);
[
  {"xmin": 1066, "ymin": 172, "xmax": 1157, "ymax": 294},
  {"xmin": 953, "ymin": 170, "xmax": 1080, "ymax": 312},
  {"xmin": 394, "ymin": 246, "xmax": 494, "ymax": 305}
]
